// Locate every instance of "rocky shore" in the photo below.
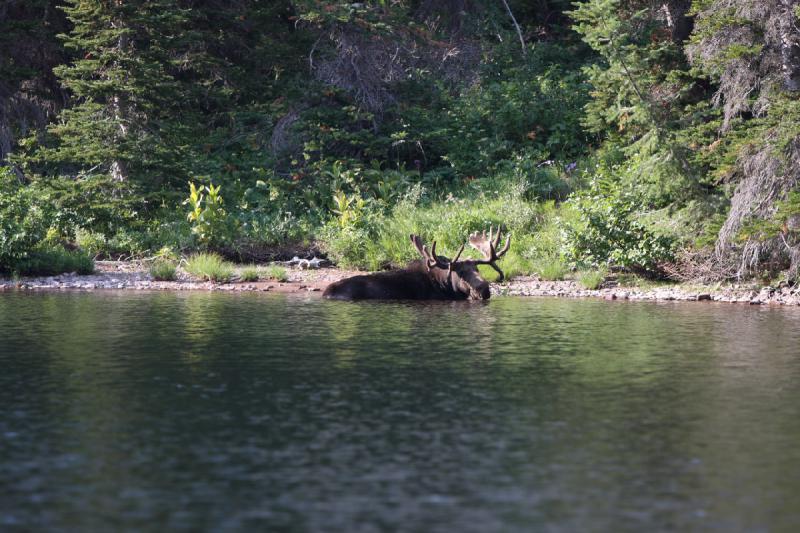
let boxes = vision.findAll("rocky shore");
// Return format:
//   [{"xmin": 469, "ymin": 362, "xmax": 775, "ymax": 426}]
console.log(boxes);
[
  {"xmin": 501, "ymin": 277, "xmax": 800, "ymax": 306},
  {"xmin": 1, "ymin": 261, "xmax": 799, "ymax": 306}
]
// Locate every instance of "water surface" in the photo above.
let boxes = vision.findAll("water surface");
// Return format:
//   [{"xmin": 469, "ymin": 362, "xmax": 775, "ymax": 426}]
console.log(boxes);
[{"xmin": 2, "ymin": 292, "xmax": 800, "ymax": 531}]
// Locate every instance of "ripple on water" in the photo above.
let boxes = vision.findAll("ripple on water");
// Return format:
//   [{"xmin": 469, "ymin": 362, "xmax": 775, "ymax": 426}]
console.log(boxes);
[{"xmin": 1, "ymin": 292, "xmax": 800, "ymax": 531}]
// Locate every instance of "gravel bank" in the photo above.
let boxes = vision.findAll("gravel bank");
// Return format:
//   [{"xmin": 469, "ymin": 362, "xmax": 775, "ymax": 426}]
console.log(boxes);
[{"xmin": 498, "ymin": 277, "xmax": 800, "ymax": 306}]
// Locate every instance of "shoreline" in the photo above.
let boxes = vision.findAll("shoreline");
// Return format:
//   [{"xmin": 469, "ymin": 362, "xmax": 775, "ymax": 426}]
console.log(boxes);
[{"xmin": 1, "ymin": 261, "xmax": 799, "ymax": 306}]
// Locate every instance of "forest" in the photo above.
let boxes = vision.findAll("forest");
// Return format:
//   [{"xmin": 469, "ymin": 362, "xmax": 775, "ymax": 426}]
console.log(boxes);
[{"xmin": 1, "ymin": 0, "xmax": 799, "ymax": 284}]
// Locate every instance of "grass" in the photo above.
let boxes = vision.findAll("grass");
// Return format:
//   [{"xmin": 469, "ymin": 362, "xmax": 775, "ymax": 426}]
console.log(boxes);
[
  {"xmin": 577, "ymin": 269, "xmax": 606, "ymax": 290},
  {"xmin": 184, "ymin": 252, "xmax": 234, "ymax": 282},
  {"xmin": 322, "ymin": 184, "xmax": 543, "ymax": 271},
  {"xmin": 239, "ymin": 265, "xmax": 260, "ymax": 282},
  {"xmin": 319, "ymin": 185, "xmax": 585, "ymax": 281},
  {"xmin": 615, "ymin": 272, "xmax": 676, "ymax": 290},
  {"xmin": 149, "ymin": 260, "xmax": 177, "ymax": 281},
  {"xmin": 263, "ymin": 265, "xmax": 288, "ymax": 282},
  {"xmin": 13, "ymin": 246, "xmax": 94, "ymax": 276},
  {"xmin": 533, "ymin": 256, "xmax": 569, "ymax": 281}
]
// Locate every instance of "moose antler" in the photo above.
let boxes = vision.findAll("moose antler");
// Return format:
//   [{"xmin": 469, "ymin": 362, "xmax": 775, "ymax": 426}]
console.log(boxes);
[
  {"xmin": 469, "ymin": 227, "xmax": 511, "ymax": 281},
  {"xmin": 410, "ymin": 235, "xmax": 465, "ymax": 272}
]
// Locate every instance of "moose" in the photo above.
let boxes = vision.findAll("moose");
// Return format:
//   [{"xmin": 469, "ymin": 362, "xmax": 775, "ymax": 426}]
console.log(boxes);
[{"xmin": 322, "ymin": 228, "xmax": 511, "ymax": 300}]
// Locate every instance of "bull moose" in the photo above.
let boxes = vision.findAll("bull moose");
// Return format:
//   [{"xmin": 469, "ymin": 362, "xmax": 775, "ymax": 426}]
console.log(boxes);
[{"xmin": 322, "ymin": 228, "xmax": 511, "ymax": 300}]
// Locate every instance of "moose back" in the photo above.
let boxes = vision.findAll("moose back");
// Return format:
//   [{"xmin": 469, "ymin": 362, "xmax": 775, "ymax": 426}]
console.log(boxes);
[{"xmin": 323, "ymin": 229, "xmax": 510, "ymax": 301}]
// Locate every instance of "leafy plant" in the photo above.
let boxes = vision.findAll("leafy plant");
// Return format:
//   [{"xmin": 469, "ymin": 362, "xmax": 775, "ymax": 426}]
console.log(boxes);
[
  {"xmin": 184, "ymin": 182, "xmax": 234, "ymax": 248},
  {"xmin": 331, "ymin": 190, "xmax": 367, "ymax": 228},
  {"xmin": 564, "ymin": 183, "xmax": 675, "ymax": 274}
]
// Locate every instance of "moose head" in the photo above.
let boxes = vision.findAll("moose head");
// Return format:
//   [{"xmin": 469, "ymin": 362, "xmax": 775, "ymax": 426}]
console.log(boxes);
[
  {"xmin": 322, "ymin": 228, "xmax": 511, "ymax": 301},
  {"xmin": 410, "ymin": 227, "xmax": 511, "ymax": 300}
]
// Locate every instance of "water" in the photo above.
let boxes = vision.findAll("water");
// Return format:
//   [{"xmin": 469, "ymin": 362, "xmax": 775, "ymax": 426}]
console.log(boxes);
[{"xmin": 2, "ymin": 291, "xmax": 800, "ymax": 532}]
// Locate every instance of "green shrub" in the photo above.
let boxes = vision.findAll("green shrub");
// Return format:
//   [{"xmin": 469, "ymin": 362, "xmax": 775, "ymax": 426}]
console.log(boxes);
[
  {"xmin": 564, "ymin": 184, "xmax": 675, "ymax": 274},
  {"xmin": 184, "ymin": 182, "xmax": 235, "ymax": 248},
  {"xmin": 75, "ymin": 229, "xmax": 107, "ymax": 257},
  {"xmin": 14, "ymin": 246, "xmax": 94, "ymax": 276},
  {"xmin": 150, "ymin": 260, "xmax": 177, "ymax": 281},
  {"xmin": 577, "ymin": 269, "xmax": 606, "ymax": 290},
  {"xmin": 0, "ymin": 169, "xmax": 50, "ymax": 271},
  {"xmin": 184, "ymin": 253, "xmax": 233, "ymax": 282},
  {"xmin": 263, "ymin": 265, "xmax": 288, "ymax": 282}
]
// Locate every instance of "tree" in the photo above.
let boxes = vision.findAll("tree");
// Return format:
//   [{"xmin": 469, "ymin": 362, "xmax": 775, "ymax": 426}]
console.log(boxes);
[
  {"xmin": 0, "ymin": 0, "xmax": 68, "ymax": 173},
  {"xmin": 41, "ymin": 0, "xmax": 193, "ymax": 189},
  {"xmin": 571, "ymin": 0, "xmax": 706, "ymax": 206},
  {"xmin": 688, "ymin": 0, "xmax": 800, "ymax": 278}
]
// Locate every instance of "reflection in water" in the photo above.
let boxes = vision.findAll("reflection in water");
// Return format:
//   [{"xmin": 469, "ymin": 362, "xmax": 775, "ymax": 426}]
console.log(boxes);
[{"xmin": 1, "ymin": 292, "xmax": 800, "ymax": 531}]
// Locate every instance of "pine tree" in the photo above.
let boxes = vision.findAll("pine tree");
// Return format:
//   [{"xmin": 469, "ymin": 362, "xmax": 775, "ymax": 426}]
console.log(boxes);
[
  {"xmin": 0, "ymin": 0, "xmax": 67, "ymax": 169},
  {"xmin": 688, "ymin": 0, "xmax": 800, "ymax": 277},
  {"xmin": 571, "ymin": 0, "xmax": 706, "ymax": 206},
  {"xmin": 44, "ymin": 0, "xmax": 193, "ymax": 190}
]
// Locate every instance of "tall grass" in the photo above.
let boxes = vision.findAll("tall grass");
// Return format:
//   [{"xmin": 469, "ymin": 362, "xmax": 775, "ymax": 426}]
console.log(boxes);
[
  {"xmin": 14, "ymin": 247, "xmax": 94, "ymax": 276},
  {"xmin": 577, "ymin": 269, "xmax": 606, "ymax": 289},
  {"xmin": 263, "ymin": 265, "xmax": 288, "ymax": 282},
  {"xmin": 150, "ymin": 260, "xmax": 177, "ymax": 281},
  {"xmin": 533, "ymin": 256, "xmax": 569, "ymax": 281},
  {"xmin": 321, "ymin": 183, "xmax": 567, "ymax": 278},
  {"xmin": 239, "ymin": 265, "xmax": 260, "ymax": 282},
  {"xmin": 184, "ymin": 253, "xmax": 233, "ymax": 282}
]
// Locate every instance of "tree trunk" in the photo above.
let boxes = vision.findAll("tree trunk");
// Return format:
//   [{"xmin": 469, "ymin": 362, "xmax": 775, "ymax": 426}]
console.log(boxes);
[
  {"xmin": 662, "ymin": 0, "xmax": 694, "ymax": 43},
  {"xmin": 779, "ymin": 0, "xmax": 800, "ymax": 91},
  {"xmin": 110, "ymin": 17, "xmax": 130, "ymax": 182}
]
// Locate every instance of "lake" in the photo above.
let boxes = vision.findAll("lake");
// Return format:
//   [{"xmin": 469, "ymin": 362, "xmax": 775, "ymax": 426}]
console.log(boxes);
[{"xmin": 2, "ymin": 291, "xmax": 800, "ymax": 531}]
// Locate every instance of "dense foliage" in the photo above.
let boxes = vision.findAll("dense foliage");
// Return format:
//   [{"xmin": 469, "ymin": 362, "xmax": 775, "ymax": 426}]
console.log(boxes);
[{"xmin": 1, "ymin": 0, "xmax": 799, "ymax": 281}]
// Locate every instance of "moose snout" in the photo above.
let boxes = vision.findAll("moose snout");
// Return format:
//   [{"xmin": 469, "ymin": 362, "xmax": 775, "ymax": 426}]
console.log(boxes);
[{"xmin": 471, "ymin": 283, "xmax": 491, "ymax": 300}]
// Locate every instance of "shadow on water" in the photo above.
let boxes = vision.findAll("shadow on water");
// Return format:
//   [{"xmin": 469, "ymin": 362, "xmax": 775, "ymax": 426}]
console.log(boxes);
[{"xmin": 2, "ymin": 291, "xmax": 800, "ymax": 531}]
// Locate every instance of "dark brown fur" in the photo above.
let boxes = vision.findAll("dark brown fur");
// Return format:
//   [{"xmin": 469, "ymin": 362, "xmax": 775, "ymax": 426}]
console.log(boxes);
[
  {"xmin": 323, "ymin": 231, "xmax": 509, "ymax": 301},
  {"xmin": 322, "ymin": 259, "xmax": 490, "ymax": 300}
]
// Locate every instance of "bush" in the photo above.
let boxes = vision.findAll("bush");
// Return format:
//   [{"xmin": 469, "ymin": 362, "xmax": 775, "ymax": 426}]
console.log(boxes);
[
  {"xmin": 184, "ymin": 253, "xmax": 233, "ymax": 282},
  {"xmin": 150, "ymin": 260, "xmax": 177, "ymax": 281},
  {"xmin": 184, "ymin": 182, "xmax": 236, "ymax": 249},
  {"xmin": 564, "ymin": 184, "xmax": 675, "ymax": 274},
  {"xmin": 75, "ymin": 229, "xmax": 107, "ymax": 257},
  {"xmin": 0, "ymin": 169, "xmax": 50, "ymax": 272}
]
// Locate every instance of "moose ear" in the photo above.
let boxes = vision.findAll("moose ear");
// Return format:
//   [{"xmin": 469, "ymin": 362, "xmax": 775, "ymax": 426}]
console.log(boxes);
[
  {"xmin": 410, "ymin": 234, "xmax": 435, "ymax": 271},
  {"xmin": 410, "ymin": 234, "xmax": 425, "ymax": 257}
]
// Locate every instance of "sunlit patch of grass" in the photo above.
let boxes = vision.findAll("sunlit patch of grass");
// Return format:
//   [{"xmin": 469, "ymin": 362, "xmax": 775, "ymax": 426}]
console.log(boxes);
[
  {"xmin": 149, "ymin": 260, "xmax": 177, "ymax": 281},
  {"xmin": 533, "ymin": 256, "xmax": 569, "ymax": 281},
  {"xmin": 263, "ymin": 265, "xmax": 288, "ymax": 282},
  {"xmin": 577, "ymin": 269, "xmax": 606, "ymax": 290},
  {"xmin": 239, "ymin": 265, "xmax": 260, "ymax": 282},
  {"xmin": 184, "ymin": 253, "xmax": 233, "ymax": 282}
]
